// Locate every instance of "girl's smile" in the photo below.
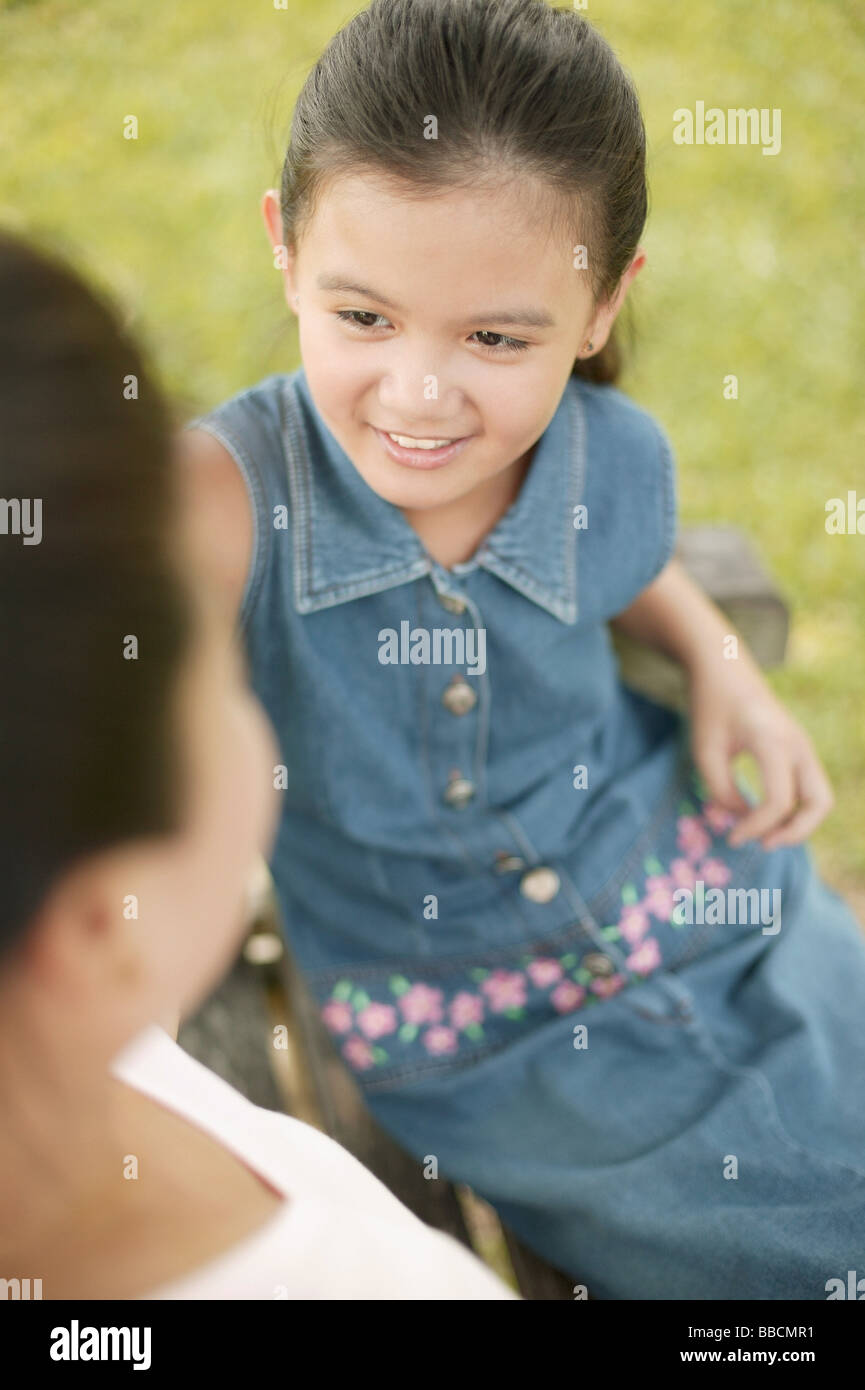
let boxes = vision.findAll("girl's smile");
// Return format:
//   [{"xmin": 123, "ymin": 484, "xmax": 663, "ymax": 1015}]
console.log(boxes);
[{"xmin": 370, "ymin": 424, "xmax": 474, "ymax": 469}]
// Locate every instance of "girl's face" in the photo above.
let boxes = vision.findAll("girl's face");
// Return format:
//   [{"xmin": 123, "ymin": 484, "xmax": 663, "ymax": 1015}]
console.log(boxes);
[{"xmin": 264, "ymin": 170, "xmax": 642, "ymax": 514}]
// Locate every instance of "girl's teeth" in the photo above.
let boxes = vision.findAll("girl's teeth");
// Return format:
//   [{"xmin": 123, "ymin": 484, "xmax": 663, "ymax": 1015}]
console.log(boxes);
[{"xmin": 388, "ymin": 432, "xmax": 454, "ymax": 450}]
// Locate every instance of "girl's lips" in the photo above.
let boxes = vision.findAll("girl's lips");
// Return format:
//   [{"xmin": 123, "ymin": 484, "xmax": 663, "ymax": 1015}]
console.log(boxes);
[{"xmin": 371, "ymin": 425, "xmax": 472, "ymax": 469}]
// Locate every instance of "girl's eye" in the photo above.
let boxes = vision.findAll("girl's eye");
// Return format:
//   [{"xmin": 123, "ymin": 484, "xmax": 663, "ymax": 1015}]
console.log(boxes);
[
  {"xmin": 336, "ymin": 309, "xmax": 388, "ymax": 331},
  {"xmin": 471, "ymin": 330, "xmax": 529, "ymax": 354},
  {"xmin": 334, "ymin": 310, "xmax": 529, "ymax": 355}
]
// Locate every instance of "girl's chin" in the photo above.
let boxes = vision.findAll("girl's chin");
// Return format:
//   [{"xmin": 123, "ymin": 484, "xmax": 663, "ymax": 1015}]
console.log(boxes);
[{"xmin": 359, "ymin": 464, "xmax": 473, "ymax": 512}]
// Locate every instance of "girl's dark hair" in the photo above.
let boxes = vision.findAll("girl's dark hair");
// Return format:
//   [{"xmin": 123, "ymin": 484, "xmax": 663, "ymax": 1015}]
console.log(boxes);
[
  {"xmin": 279, "ymin": 0, "xmax": 647, "ymax": 384},
  {"xmin": 0, "ymin": 230, "xmax": 193, "ymax": 959}
]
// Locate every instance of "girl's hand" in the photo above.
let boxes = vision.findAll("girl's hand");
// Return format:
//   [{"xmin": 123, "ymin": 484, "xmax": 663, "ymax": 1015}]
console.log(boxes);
[{"xmin": 688, "ymin": 661, "xmax": 834, "ymax": 851}]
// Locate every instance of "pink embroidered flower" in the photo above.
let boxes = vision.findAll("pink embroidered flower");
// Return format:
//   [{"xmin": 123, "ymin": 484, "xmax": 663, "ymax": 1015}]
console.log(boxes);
[
  {"xmin": 670, "ymin": 857, "xmax": 699, "ymax": 891},
  {"xmin": 704, "ymin": 802, "xmax": 737, "ymax": 834},
  {"xmin": 626, "ymin": 937, "xmax": 662, "ymax": 976},
  {"xmin": 356, "ymin": 1001, "xmax": 398, "ymax": 1039},
  {"xmin": 480, "ymin": 969, "xmax": 527, "ymax": 1013},
  {"xmin": 677, "ymin": 815, "xmax": 711, "ymax": 861},
  {"xmin": 644, "ymin": 874, "xmax": 676, "ymax": 920},
  {"xmin": 590, "ymin": 973, "xmax": 626, "ymax": 998},
  {"xmin": 701, "ymin": 857, "xmax": 732, "ymax": 887},
  {"xmin": 527, "ymin": 958, "xmax": 564, "ymax": 988},
  {"xmin": 423, "ymin": 1025, "xmax": 459, "ymax": 1056},
  {"xmin": 618, "ymin": 902, "xmax": 650, "ymax": 944},
  {"xmin": 398, "ymin": 983, "xmax": 444, "ymax": 1025},
  {"xmin": 322, "ymin": 999, "xmax": 353, "ymax": 1035},
  {"xmin": 342, "ymin": 1035, "xmax": 376, "ymax": 1070},
  {"xmin": 449, "ymin": 991, "xmax": 485, "ymax": 1029},
  {"xmin": 551, "ymin": 980, "xmax": 586, "ymax": 1013}
]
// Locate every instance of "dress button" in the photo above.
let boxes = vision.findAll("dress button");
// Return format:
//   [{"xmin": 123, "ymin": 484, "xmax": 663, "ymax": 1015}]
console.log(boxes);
[
  {"xmin": 582, "ymin": 951, "xmax": 615, "ymax": 977},
  {"xmin": 519, "ymin": 866, "xmax": 561, "ymax": 903},
  {"xmin": 441, "ymin": 675, "xmax": 478, "ymax": 716},
  {"xmin": 440, "ymin": 593, "xmax": 467, "ymax": 615},
  {"xmin": 444, "ymin": 771, "xmax": 475, "ymax": 807}
]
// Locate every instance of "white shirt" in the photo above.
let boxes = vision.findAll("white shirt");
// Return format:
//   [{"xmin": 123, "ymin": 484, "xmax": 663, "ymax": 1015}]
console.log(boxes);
[{"xmin": 109, "ymin": 1024, "xmax": 518, "ymax": 1300}]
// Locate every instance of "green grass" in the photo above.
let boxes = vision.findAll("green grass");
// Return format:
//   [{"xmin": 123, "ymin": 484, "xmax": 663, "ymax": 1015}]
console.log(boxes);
[{"xmin": 2, "ymin": 0, "xmax": 863, "ymax": 887}]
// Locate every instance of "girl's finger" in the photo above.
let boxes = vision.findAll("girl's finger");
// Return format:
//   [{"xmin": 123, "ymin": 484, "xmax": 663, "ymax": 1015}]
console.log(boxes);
[
  {"xmin": 762, "ymin": 751, "xmax": 835, "ymax": 850},
  {"xmin": 727, "ymin": 736, "xmax": 797, "ymax": 847},
  {"xmin": 694, "ymin": 734, "xmax": 750, "ymax": 814}
]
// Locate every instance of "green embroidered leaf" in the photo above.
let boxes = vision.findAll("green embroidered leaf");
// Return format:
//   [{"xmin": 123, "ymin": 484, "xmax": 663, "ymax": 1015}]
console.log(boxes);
[
  {"xmin": 372, "ymin": 1047, "xmax": 389, "ymax": 1064},
  {"xmin": 469, "ymin": 967, "xmax": 490, "ymax": 983},
  {"xmin": 398, "ymin": 1023, "xmax": 418, "ymax": 1043},
  {"xmin": 620, "ymin": 882, "xmax": 638, "ymax": 904},
  {"xmin": 560, "ymin": 954, "xmax": 578, "ymax": 969},
  {"xmin": 464, "ymin": 1023, "xmax": 484, "ymax": 1041},
  {"xmin": 503, "ymin": 1007, "xmax": 524, "ymax": 1020},
  {"xmin": 575, "ymin": 969, "xmax": 592, "ymax": 984},
  {"xmin": 351, "ymin": 989, "xmax": 371, "ymax": 1010},
  {"xmin": 677, "ymin": 800, "xmax": 695, "ymax": 817},
  {"xmin": 601, "ymin": 925, "xmax": 621, "ymax": 941},
  {"xmin": 332, "ymin": 980, "xmax": 354, "ymax": 1002},
  {"xmin": 519, "ymin": 955, "xmax": 533, "ymax": 968},
  {"xmin": 389, "ymin": 974, "xmax": 411, "ymax": 996},
  {"xmin": 644, "ymin": 856, "xmax": 663, "ymax": 875}
]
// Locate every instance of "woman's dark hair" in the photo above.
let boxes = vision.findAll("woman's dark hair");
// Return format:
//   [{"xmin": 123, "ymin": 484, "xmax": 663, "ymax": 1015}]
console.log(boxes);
[
  {"xmin": 0, "ymin": 230, "xmax": 193, "ymax": 958},
  {"xmin": 279, "ymin": 0, "xmax": 646, "ymax": 384}
]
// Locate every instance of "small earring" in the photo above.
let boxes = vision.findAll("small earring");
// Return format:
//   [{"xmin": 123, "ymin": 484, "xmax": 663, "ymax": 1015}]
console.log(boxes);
[{"xmin": 584, "ymin": 340, "xmax": 594, "ymax": 354}]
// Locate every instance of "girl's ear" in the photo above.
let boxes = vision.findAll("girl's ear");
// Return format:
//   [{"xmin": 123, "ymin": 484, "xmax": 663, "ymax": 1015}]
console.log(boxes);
[
  {"xmin": 260, "ymin": 189, "xmax": 299, "ymax": 311},
  {"xmin": 261, "ymin": 187, "xmax": 282, "ymax": 247},
  {"xmin": 585, "ymin": 248, "xmax": 646, "ymax": 355}
]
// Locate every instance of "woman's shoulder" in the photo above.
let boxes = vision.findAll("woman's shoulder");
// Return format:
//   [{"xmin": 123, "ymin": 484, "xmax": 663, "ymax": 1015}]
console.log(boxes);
[{"xmin": 113, "ymin": 1026, "xmax": 516, "ymax": 1301}]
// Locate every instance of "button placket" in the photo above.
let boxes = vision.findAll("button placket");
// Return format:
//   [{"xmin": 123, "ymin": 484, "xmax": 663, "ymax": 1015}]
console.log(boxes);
[{"xmin": 423, "ymin": 578, "xmax": 488, "ymax": 813}]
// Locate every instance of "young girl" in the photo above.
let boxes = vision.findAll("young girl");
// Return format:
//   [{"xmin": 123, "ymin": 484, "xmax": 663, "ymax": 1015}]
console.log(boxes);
[
  {"xmin": 0, "ymin": 228, "xmax": 514, "ymax": 1300},
  {"xmin": 183, "ymin": 0, "xmax": 865, "ymax": 1299}
]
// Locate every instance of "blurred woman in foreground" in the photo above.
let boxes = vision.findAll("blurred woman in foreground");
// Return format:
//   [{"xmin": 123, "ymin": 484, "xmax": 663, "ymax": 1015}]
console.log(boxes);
[{"xmin": 0, "ymin": 230, "xmax": 515, "ymax": 1300}]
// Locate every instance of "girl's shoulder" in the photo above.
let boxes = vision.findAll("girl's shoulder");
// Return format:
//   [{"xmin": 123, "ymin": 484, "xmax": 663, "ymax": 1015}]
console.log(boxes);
[
  {"xmin": 184, "ymin": 369, "xmax": 300, "ymax": 471},
  {"xmin": 568, "ymin": 377, "xmax": 679, "ymax": 617},
  {"xmin": 180, "ymin": 371, "xmax": 304, "ymax": 625},
  {"xmin": 570, "ymin": 375, "xmax": 676, "ymax": 479}
]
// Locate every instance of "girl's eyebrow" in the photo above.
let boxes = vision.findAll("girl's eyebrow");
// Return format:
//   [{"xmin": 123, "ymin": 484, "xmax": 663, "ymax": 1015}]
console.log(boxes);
[{"xmin": 316, "ymin": 272, "xmax": 556, "ymax": 329}]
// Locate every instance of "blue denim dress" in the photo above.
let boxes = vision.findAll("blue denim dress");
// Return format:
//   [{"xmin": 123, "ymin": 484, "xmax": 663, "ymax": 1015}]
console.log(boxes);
[{"xmin": 188, "ymin": 367, "xmax": 865, "ymax": 1299}]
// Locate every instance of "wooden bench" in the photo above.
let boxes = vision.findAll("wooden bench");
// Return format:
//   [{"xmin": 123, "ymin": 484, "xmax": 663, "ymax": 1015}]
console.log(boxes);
[{"xmin": 178, "ymin": 524, "xmax": 789, "ymax": 1299}]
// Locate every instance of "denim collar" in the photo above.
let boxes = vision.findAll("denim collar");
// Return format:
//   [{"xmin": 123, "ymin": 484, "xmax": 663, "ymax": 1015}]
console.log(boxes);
[{"xmin": 283, "ymin": 366, "xmax": 586, "ymax": 624}]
